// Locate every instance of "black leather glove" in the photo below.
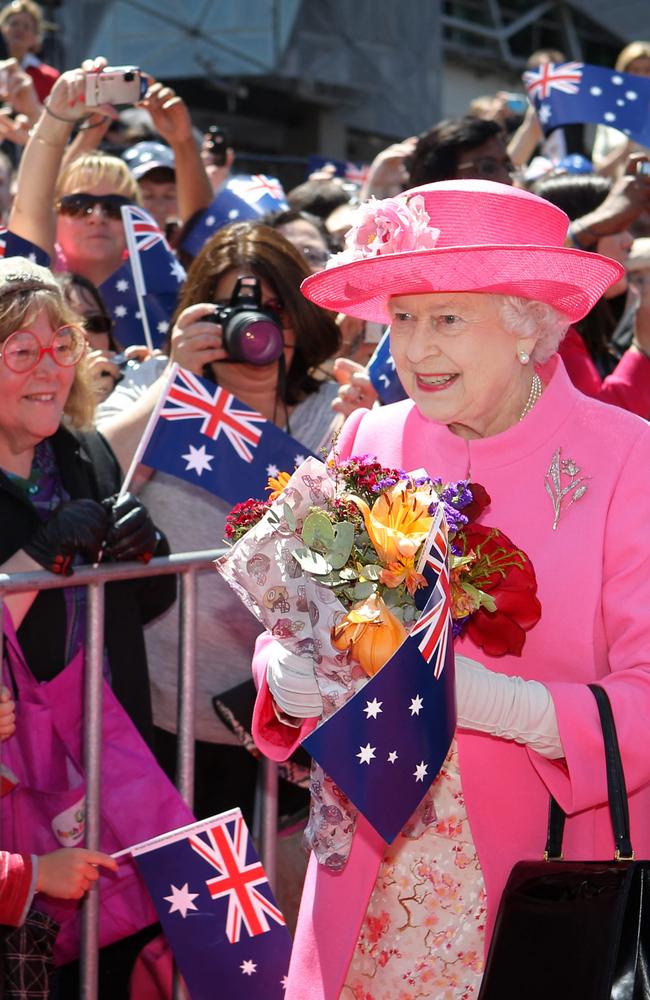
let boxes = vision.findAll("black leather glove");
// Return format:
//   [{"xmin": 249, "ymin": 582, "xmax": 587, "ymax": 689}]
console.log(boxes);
[
  {"xmin": 23, "ymin": 499, "xmax": 109, "ymax": 576},
  {"xmin": 102, "ymin": 492, "xmax": 158, "ymax": 564}
]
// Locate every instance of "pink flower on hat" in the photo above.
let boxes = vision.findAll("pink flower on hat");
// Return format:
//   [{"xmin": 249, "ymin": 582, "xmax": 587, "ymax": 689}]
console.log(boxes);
[{"xmin": 328, "ymin": 194, "xmax": 440, "ymax": 267}]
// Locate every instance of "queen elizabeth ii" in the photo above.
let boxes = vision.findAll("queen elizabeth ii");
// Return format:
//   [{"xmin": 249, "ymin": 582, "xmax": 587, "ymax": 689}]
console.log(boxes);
[{"xmin": 250, "ymin": 180, "xmax": 650, "ymax": 998}]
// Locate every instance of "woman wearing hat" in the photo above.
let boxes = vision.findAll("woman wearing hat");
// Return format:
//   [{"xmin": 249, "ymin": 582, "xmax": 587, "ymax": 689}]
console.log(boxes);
[{"xmin": 250, "ymin": 179, "xmax": 650, "ymax": 998}]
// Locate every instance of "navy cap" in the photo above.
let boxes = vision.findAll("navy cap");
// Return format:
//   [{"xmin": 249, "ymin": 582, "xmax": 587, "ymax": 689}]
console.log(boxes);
[{"xmin": 123, "ymin": 141, "xmax": 175, "ymax": 181}]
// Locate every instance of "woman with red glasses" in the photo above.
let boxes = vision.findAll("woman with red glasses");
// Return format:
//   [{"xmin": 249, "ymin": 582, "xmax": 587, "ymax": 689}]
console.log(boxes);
[{"xmin": 0, "ymin": 256, "xmax": 175, "ymax": 740}]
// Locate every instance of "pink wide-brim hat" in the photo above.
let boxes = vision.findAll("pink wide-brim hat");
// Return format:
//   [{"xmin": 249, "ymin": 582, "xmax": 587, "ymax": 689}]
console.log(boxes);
[{"xmin": 301, "ymin": 179, "xmax": 624, "ymax": 324}]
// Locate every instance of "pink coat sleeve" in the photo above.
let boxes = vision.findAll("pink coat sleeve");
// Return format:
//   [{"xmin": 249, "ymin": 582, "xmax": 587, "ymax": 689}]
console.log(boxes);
[
  {"xmin": 530, "ymin": 426, "xmax": 650, "ymax": 813},
  {"xmin": 251, "ymin": 632, "xmax": 317, "ymax": 761},
  {"xmin": 0, "ymin": 851, "xmax": 35, "ymax": 926},
  {"xmin": 559, "ymin": 327, "xmax": 650, "ymax": 419}
]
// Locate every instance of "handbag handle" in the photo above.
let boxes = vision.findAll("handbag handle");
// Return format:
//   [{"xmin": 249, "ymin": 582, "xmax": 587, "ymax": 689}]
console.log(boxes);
[{"xmin": 545, "ymin": 683, "xmax": 633, "ymax": 862}]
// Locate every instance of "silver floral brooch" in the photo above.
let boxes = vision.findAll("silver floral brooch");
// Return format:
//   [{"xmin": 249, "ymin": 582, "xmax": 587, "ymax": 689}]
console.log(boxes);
[{"xmin": 545, "ymin": 448, "xmax": 590, "ymax": 530}]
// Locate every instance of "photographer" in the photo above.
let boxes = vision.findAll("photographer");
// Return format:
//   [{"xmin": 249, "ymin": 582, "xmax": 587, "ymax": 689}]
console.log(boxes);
[{"xmin": 96, "ymin": 221, "xmax": 340, "ymax": 823}]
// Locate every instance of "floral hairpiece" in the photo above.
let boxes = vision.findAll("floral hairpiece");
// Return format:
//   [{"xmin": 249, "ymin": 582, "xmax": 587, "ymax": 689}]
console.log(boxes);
[{"xmin": 326, "ymin": 193, "xmax": 440, "ymax": 268}]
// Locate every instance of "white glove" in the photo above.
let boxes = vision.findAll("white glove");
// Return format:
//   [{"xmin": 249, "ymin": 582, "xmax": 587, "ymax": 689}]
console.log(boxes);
[
  {"xmin": 455, "ymin": 654, "xmax": 564, "ymax": 759},
  {"xmin": 266, "ymin": 639, "xmax": 323, "ymax": 724}
]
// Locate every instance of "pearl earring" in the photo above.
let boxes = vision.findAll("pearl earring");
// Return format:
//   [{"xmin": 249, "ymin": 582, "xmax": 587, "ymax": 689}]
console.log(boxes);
[{"xmin": 518, "ymin": 349, "xmax": 530, "ymax": 365}]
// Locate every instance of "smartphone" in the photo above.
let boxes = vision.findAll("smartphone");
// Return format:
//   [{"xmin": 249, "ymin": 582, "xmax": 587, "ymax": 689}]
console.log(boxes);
[
  {"xmin": 636, "ymin": 160, "xmax": 650, "ymax": 175},
  {"xmin": 203, "ymin": 125, "xmax": 231, "ymax": 167},
  {"xmin": 504, "ymin": 93, "xmax": 528, "ymax": 114},
  {"xmin": 85, "ymin": 67, "xmax": 148, "ymax": 107}
]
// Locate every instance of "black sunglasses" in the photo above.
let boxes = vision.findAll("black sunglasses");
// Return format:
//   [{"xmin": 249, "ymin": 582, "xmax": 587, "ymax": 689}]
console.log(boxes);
[
  {"xmin": 56, "ymin": 193, "xmax": 133, "ymax": 220},
  {"xmin": 83, "ymin": 313, "xmax": 114, "ymax": 335}
]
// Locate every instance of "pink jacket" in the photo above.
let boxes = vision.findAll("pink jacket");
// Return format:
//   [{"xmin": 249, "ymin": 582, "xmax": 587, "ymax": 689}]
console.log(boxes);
[{"xmin": 252, "ymin": 355, "xmax": 650, "ymax": 1000}]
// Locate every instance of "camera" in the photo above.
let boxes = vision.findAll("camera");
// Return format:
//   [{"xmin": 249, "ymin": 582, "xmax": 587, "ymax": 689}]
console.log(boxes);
[
  {"xmin": 635, "ymin": 160, "xmax": 650, "ymax": 175},
  {"xmin": 85, "ymin": 67, "xmax": 148, "ymax": 107},
  {"xmin": 204, "ymin": 125, "xmax": 231, "ymax": 167},
  {"xmin": 111, "ymin": 353, "xmax": 141, "ymax": 372},
  {"xmin": 207, "ymin": 276, "xmax": 285, "ymax": 366}
]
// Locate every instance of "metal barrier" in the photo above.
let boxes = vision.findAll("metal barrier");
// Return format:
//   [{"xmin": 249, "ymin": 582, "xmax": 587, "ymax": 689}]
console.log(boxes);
[{"xmin": 0, "ymin": 549, "xmax": 279, "ymax": 999}]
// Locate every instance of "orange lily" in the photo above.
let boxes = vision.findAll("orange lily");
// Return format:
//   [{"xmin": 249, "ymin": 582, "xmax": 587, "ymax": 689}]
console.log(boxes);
[{"xmin": 331, "ymin": 594, "xmax": 407, "ymax": 677}]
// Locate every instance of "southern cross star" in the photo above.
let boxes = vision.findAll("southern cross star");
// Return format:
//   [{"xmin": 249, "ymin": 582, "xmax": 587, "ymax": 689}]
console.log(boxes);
[
  {"xmin": 364, "ymin": 698, "xmax": 383, "ymax": 719},
  {"xmin": 357, "ymin": 743, "xmax": 376, "ymax": 765},
  {"xmin": 409, "ymin": 694, "xmax": 424, "ymax": 716},
  {"xmin": 164, "ymin": 882, "xmax": 198, "ymax": 918},
  {"xmin": 182, "ymin": 444, "xmax": 214, "ymax": 476}
]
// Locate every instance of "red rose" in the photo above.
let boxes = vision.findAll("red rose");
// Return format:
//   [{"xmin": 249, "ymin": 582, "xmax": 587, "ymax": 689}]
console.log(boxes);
[
  {"xmin": 463, "ymin": 482, "xmax": 491, "ymax": 524},
  {"xmin": 461, "ymin": 523, "xmax": 541, "ymax": 657}
]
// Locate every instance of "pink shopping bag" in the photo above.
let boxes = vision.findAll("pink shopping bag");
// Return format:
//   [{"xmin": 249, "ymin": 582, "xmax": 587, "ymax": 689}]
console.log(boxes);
[{"xmin": 1, "ymin": 609, "xmax": 194, "ymax": 964}]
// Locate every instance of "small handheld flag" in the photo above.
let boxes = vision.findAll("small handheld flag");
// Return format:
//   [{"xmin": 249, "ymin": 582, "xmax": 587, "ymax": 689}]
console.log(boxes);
[
  {"xmin": 124, "ymin": 364, "xmax": 314, "ymax": 504},
  {"xmin": 367, "ymin": 327, "xmax": 407, "ymax": 405},
  {"xmin": 523, "ymin": 61, "xmax": 650, "ymax": 147},
  {"xmin": 126, "ymin": 810, "xmax": 292, "ymax": 1000}
]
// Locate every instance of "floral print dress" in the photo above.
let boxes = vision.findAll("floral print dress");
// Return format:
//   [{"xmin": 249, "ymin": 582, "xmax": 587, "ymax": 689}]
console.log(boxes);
[{"xmin": 341, "ymin": 741, "xmax": 487, "ymax": 999}]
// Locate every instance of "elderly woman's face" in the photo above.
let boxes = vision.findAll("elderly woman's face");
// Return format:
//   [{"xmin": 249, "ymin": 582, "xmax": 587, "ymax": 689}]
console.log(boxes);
[
  {"xmin": 0, "ymin": 309, "xmax": 76, "ymax": 462},
  {"xmin": 389, "ymin": 292, "xmax": 535, "ymax": 438}
]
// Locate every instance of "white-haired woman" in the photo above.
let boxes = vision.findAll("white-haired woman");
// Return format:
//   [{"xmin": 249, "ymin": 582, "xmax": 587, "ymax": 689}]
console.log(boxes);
[{"xmin": 249, "ymin": 179, "xmax": 650, "ymax": 998}]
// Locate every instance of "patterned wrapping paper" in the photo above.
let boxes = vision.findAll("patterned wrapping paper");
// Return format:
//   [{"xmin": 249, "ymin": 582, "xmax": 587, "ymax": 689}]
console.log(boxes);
[{"xmin": 216, "ymin": 457, "xmax": 372, "ymax": 868}]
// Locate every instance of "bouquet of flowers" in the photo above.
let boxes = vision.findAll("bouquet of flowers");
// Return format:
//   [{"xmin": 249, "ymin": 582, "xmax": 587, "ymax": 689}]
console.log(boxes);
[{"xmin": 217, "ymin": 454, "xmax": 540, "ymax": 867}]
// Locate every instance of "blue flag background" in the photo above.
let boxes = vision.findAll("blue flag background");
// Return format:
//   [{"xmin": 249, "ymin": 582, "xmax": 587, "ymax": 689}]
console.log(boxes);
[
  {"xmin": 140, "ymin": 366, "xmax": 314, "ymax": 504},
  {"xmin": 0, "ymin": 229, "xmax": 50, "ymax": 266},
  {"xmin": 181, "ymin": 188, "xmax": 260, "ymax": 258},
  {"xmin": 367, "ymin": 328, "xmax": 407, "ymax": 405},
  {"xmin": 131, "ymin": 810, "xmax": 291, "ymax": 1000},
  {"xmin": 524, "ymin": 61, "xmax": 650, "ymax": 146}
]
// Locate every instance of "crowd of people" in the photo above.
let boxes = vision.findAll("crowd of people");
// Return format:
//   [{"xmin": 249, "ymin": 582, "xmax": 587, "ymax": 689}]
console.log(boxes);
[{"xmin": 0, "ymin": 1, "xmax": 650, "ymax": 996}]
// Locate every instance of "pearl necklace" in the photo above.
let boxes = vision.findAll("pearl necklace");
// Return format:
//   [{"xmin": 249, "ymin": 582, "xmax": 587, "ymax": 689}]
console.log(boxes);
[{"xmin": 519, "ymin": 372, "xmax": 543, "ymax": 422}]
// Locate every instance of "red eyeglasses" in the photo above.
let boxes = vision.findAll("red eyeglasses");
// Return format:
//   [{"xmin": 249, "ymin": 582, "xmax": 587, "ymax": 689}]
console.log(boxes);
[{"xmin": 0, "ymin": 325, "xmax": 87, "ymax": 373}]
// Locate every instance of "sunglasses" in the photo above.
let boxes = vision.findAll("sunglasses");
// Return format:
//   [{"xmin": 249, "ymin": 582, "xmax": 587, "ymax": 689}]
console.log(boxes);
[
  {"xmin": 0, "ymin": 325, "xmax": 87, "ymax": 373},
  {"xmin": 456, "ymin": 156, "xmax": 515, "ymax": 179},
  {"xmin": 82, "ymin": 313, "xmax": 114, "ymax": 335},
  {"xmin": 56, "ymin": 193, "xmax": 133, "ymax": 220}
]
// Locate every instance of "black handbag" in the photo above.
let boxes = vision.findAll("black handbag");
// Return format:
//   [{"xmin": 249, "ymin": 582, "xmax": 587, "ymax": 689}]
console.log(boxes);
[{"xmin": 479, "ymin": 683, "xmax": 650, "ymax": 1000}]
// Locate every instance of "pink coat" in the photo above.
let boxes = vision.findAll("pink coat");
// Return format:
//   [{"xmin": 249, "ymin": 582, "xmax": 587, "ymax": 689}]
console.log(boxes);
[{"xmin": 252, "ymin": 355, "xmax": 650, "ymax": 999}]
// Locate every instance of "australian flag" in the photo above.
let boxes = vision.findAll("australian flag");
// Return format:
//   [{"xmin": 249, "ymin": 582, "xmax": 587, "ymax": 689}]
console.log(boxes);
[
  {"xmin": 524, "ymin": 61, "xmax": 650, "ymax": 146},
  {"xmin": 181, "ymin": 188, "xmax": 260, "ymax": 259},
  {"xmin": 307, "ymin": 154, "xmax": 370, "ymax": 187},
  {"xmin": 100, "ymin": 206, "xmax": 186, "ymax": 350},
  {"xmin": 130, "ymin": 810, "xmax": 292, "ymax": 1000},
  {"xmin": 226, "ymin": 174, "xmax": 288, "ymax": 214},
  {"xmin": 0, "ymin": 228, "xmax": 50, "ymax": 267},
  {"xmin": 140, "ymin": 365, "xmax": 314, "ymax": 505},
  {"xmin": 367, "ymin": 327, "xmax": 407, "ymax": 405},
  {"xmin": 303, "ymin": 507, "xmax": 456, "ymax": 843}
]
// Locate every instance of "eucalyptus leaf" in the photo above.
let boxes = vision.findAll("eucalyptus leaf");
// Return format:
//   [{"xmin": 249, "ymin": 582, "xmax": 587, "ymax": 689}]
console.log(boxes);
[
  {"xmin": 302, "ymin": 511, "xmax": 334, "ymax": 550},
  {"xmin": 339, "ymin": 567, "xmax": 359, "ymax": 581},
  {"xmin": 361, "ymin": 564, "xmax": 383, "ymax": 581},
  {"xmin": 282, "ymin": 503, "xmax": 297, "ymax": 532},
  {"xmin": 352, "ymin": 581, "xmax": 375, "ymax": 599},
  {"xmin": 292, "ymin": 546, "xmax": 332, "ymax": 575}
]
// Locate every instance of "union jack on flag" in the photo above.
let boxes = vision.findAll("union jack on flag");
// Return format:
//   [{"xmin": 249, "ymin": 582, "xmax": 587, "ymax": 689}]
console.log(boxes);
[
  {"xmin": 160, "ymin": 367, "xmax": 266, "ymax": 462},
  {"xmin": 129, "ymin": 809, "xmax": 292, "ymax": 1000},
  {"xmin": 411, "ymin": 515, "xmax": 451, "ymax": 679},
  {"xmin": 226, "ymin": 173, "xmax": 288, "ymax": 213},
  {"xmin": 523, "ymin": 61, "xmax": 583, "ymax": 101},
  {"xmin": 189, "ymin": 814, "xmax": 285, "ymax": 944},
  {"xmin": 122, "ymin": 204, "xmax": 168, "ymax": 253}
]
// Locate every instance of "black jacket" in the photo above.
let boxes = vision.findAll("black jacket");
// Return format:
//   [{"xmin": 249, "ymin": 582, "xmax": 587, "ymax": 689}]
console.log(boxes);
[{"xmin": 0, "ymin": 426, "xmax": 176, "ymax": 744}]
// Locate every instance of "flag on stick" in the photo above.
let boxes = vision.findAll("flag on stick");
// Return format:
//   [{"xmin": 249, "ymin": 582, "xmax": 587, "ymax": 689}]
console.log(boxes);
[
  {"xmin": 124, "ymin": 364, "xmax": 314, "ymax": 504},
  {"xmin": 124, "ymin": 810, "xmax": 292, "ymax": 1000}
]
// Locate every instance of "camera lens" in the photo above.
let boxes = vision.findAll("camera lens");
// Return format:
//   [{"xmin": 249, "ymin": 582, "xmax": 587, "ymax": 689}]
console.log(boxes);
[{"xmin": 224, "ymin": 312, "xmax": 284, "ymax": 365}]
